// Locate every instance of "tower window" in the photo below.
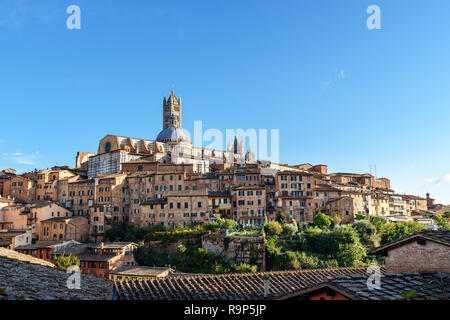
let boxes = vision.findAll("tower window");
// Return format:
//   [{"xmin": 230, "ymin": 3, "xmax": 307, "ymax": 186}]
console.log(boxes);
[{"xmin": 105, "ymin": 142, "xmax": 111, "ymax": 153}]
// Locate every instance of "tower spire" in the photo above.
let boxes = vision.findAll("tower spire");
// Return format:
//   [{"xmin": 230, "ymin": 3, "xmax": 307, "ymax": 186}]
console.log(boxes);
[{"xmin": 163, "ymin": 90, "xmax": 182, "ymax": 129}]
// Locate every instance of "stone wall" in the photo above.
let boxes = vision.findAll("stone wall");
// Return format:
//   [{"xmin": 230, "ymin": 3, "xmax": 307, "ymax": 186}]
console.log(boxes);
[
  {"xmin": 385, "ymin": 240, "xmax": 450, "ymax": 274},
  {"xmin": 201, "ymin": 231, "xmax": 266, "ymax": 270}
]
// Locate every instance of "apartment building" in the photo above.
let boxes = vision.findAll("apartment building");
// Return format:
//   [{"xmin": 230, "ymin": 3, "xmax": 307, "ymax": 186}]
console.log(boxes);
[
  {"xmin": 139, "ymin": 190, "xmax": 209, "ymax": 228},
  {"xmin": 67, "ymin": 179, "xmax": 95, "ymax": 216},
  {"xmin": 2, "ymin": 176, "xmax": 36, "ymax": 202},
  {"xmin": 233, "ymin": 185, "xmax": 266, "ymax": 228},
  {"xmin": 38, "ymin": 216, "xmax": 89, "ymax": 242}
]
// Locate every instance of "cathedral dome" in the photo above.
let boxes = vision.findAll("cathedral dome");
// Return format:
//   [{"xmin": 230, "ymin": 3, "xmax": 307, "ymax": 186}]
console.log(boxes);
[{"xmin": 156, "ymin": 126, "xmax": 190, "ymax": 143}]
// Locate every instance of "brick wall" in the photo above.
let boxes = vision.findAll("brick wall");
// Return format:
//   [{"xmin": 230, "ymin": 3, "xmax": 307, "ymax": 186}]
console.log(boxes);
[{"xmin": 385, "ymin": 241, "xmax": 450, "ymax": 273}]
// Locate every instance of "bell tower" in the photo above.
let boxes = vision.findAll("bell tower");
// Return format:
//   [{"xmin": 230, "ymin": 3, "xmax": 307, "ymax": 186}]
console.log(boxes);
[{"xmin": 163, "ymin": 90, "xmax": 182, "ymax": 129}]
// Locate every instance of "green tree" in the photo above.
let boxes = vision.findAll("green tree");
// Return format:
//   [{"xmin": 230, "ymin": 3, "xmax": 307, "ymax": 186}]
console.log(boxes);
[
  {"xmin": 433, "ymin": 214, "xmax": 450, "ymax": 230},
  {"xmin": 355, "ymin": 214, "xmax": 367, "ymax": 221},
  {"xmin": 276, "ymin": 212, "xmax": 287, "ymax": 225},
  {"xmin": 219, "ymin": 218, "xmax": 238, "ymax": 231},
  {"xmin": 177, "ymin": 244, "xmax": 187, "ymax": 255},
  {"xmin": 53, "ymin": 253, "xmax": 80, "ymax": 271},
  {"xmin": 332, "ymin": 215, "xmax": 342, "ymax": 227},
  {"xmin": 230, "ymin": 262, "xmax": 257, "ymax": 273},
  {"xmin": 282, "ymin": 223, "xmax": 298, "ymax": 237},
  {"xmin": 369, "ymin": 216, "xmax": 388, "ymax": 235},
  {"xmin": 313, "ymin": 213, "xmax": 333, "ymax": 230},
  {"xmin": 353, "ymin": 220, "xmax": 380, "ymax": 250},
  {"xmin": 264, "ymin": 221, "xmax": 283, "ymax": 236},
  {"xmin": 380, "ymin": 221, "xmax": 425, "ymax": 244},
  {"xmin": 300, "ymin": 225, "xmax": 366, "ymax": 267}
]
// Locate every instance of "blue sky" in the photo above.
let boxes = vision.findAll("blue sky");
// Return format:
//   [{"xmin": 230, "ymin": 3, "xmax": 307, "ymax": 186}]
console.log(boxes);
[{"xmin": 0, "ymin": 0, "xmax": 449, "ymax": 204}]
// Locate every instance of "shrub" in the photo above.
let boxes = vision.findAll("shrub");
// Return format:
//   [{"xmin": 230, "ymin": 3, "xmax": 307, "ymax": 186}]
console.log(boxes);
[
  {"xmin": 353, "ymin": 220, "xmax": 380, "ymax": 250},
  {"xmin": 230, "ymin": 262, "xmax": 257, "ymax": 273},
  {"xmin": 433, "ymin": 214, "xmax": 450, "ymax": 230},
  {"xmin": 282, "ymin": 223, "xmax": 298, "ymax": 237},
  {"xmin": 219, "ymin": 219, "xmax": 238, "ymax": 230},
  {"xmin": 177, "ymin": 244, "xmax": 187, "ymax": 254},
  {"xmin": 355, "ymin": 214, "xmax": 368, "ymax": 221},
  {"xmin": 380, "ymin": 221, "xmax": 425, "ymax": 244},
  {"xmin": 53, "ymin": 253, "xmax": 80, "ymax": 271},
  {"xmin": 276, "ymin": 212, "xmax": 287, "ymax": 225},
  {"xmin": 264, "ymin": 221, "xmax": 283, "ymax": 236},
  {"xmin": 313, "ymin": 213, "xmax": 333, "ymax": 230}
]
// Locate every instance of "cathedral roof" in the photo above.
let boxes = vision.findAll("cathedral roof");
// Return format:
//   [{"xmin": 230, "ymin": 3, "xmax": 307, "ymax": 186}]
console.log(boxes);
[{"xmin": 156, "ymin": 126, "xmax": 190, "ymax": 143}]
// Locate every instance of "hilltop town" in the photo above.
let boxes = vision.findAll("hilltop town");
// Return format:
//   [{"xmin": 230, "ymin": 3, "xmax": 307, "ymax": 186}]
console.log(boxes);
[{"xmin": 0, "ymin": 92, "xmax": 449, "ymax": 300}]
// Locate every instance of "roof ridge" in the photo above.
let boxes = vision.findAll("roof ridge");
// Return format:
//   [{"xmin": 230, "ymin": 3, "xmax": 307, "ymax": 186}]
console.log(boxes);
[
  {"xmin": 0, "ymin": 247, "xmax": 55, "ymax": 268},
  {"xmin": 121, "ymin": 265, "xmax": 382, "ymax": 281}
]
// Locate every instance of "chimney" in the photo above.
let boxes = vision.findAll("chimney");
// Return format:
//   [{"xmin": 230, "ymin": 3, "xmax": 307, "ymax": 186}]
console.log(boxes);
[{"xmin": 263, "ymin": 275, "xmax": 270, "ymax": 298}]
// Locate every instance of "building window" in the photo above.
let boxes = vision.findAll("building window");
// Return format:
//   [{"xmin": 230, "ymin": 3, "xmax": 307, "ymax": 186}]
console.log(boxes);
[{"xmin": 105, "ymin": 142, "xmax": 111, "ymax": 153}]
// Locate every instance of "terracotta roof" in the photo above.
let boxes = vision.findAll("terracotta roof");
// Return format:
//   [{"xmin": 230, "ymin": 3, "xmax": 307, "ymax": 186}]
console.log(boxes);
[
  {"xmin": 89, "ymin": 242, "xmax": 136, "ymax": 249},
  {"xmin": 278, "ymin": 271, "xmax": 450, "ymax": 300},
  {"xmin": 113, "ymin": 266, "xmax": 383, "ymax": 300},
  {"xmin": 77, "ymin": 253, "xmax": 118, "ymax": 262},
  {"xmin": 0, "ymin": 247, "xmax": 55, "ymax": 268},
  {"xmin": 370, "ymin": 230, "xmax": 450, "ymax": 255},
  {"xmin": 110, "ymin": 266, "xmax": 175, "ymax": 278},
  {"xmin": 0, "ymin": 231, "xmax": 27, "ymax": 237}
]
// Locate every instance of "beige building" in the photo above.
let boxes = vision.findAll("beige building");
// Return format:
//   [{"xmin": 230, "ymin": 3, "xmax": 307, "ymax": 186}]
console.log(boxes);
[
  {"xmin": 139, "ymin": 190, "xmax": 209, "ymax": 228},
  {"xmin": 35, "ymin": 169, "xmax": 76, "ymax": 202},
  {"xmin": 67, "ymin": 178, "xmax": 95, "ymax": 216},
  {"xmin": 27, "ymin": 202, "xmax": 72, "ymax": 242},
  {"xmin": 39, "ymin": 216, "xmax": 89, "ymax": 242},
  {"xmin": 233, "ymin": 185, "xmax": 266, "ymax": 228}
]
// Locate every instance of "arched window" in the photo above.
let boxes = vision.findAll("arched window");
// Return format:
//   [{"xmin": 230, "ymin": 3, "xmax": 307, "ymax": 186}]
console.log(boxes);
[{"xmin": 105, "ymin": 142, "xmax": 111, "ymax": 153}]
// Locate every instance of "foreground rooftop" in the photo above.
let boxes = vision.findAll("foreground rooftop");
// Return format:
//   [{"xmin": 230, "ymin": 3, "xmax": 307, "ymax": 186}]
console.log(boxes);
[
  {"xmin": 0, "ymin": 248, "xmax": 113, "ymax": 300},
  {"xmin": 113, "ymin": 266, "xmax": 379, "ymax": 300}
]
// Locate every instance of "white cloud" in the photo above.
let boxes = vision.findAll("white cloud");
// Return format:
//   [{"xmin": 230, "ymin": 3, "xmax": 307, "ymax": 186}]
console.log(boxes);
[
  {"xmin": 322, "ymin": 70, "xmax": 346, "ymax": 89},
  {"xmin": 424, "ymin": 173, "xmax": 450, "ymax": 185},
  {"xmin": 1, "ymin": 151, "xmax": 40, "ymax": 166},
  {"xmin": 322, "ymin": 79, "xmax": 332, "ymax": 89}
]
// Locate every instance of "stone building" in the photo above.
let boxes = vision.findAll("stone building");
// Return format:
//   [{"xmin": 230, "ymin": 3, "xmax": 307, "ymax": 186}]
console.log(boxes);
[
  {"xmin": 370, "ymin": 230, "xmax": 450, "ymax": 274},
  {"xmin": 77, "ymin": 242, "xmax": 137, "ymax": 278},
  {"xmin": 38, "ymin": 216, "xmax": 89, "ymax": 242},
  {"xmin": 2, "ymin": 175, "xmax": 36, "ymax": 202},
  {"xmin": 208, "ymin": 190, "xmax": 232, "ymax": 220},
  {"xmin": 139, "ymin": 190, "xmax": 209, "ymax": 228},
  {"xmin": 67, "ymin": 178, "xmax": 95, "ymax": 216},
  {"xmin": 0, "ymin": 230, "xmax": 32, "ymax": 249},
  {"xmin": 35, "ymin": 169, "xmax": 76, "ymax": 201},
  {"xmin": 26, "ymin": 202, "xmax": 72, "ymax": 242},
  {"xmin": 0, "ymin": 203, "xmax": 28, "ymax": 231},
  {"xmin": 233, "ymin": 185, "xmax": 266, "ymax": 228}
]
